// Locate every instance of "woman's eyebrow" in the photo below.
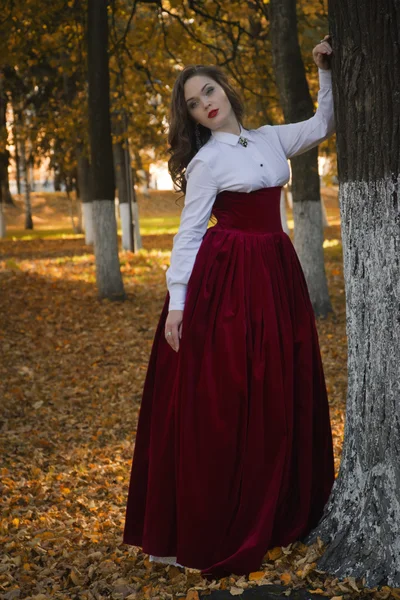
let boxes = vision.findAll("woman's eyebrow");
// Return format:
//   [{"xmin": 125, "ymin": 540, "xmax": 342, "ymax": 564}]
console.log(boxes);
[{"xmin": 186, "ymin": 83, "xmax": 212, "ymax": 104}]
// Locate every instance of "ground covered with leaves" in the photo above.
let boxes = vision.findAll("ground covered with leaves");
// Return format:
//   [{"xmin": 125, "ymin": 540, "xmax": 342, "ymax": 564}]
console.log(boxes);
[{"xmin": 0, "ymin": 191, "xmax": 395, "ymax": 600}]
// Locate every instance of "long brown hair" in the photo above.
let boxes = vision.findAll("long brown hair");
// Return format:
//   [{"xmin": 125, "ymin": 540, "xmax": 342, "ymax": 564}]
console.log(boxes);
[{"xmin": 167, "ymin": 65, "xmax": 245, "ymax": 195}]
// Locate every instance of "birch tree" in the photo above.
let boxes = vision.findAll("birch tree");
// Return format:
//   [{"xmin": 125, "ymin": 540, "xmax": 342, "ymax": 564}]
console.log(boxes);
[{"xmin": 305, "ymin": 0, "xmax": 400, "ymax": 586}]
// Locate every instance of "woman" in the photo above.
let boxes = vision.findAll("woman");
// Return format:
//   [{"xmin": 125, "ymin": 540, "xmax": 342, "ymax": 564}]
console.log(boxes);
[{"xmin": 123, "ymin": 36, "xmax": 335, "ymax": 578}]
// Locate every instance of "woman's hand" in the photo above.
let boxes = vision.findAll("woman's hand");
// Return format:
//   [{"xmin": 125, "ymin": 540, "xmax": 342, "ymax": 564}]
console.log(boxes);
[
  {"xmin": 313, "ymin": 35, "xmax": 332, "ymax": 70},
  {"xmin": 165, "ymin": 310, "xmax": 183, "ymax": 352}
]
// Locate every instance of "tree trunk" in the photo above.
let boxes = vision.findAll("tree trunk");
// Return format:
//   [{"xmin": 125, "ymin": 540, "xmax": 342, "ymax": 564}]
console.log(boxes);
[
  {"xmin": 132, "ymin": 196, "xmax": 143, "ymax": 251},
  {"xmin": 304, "ymin": 0, "xmax": 400, "ymax": 586},
  {"xmin": 3, "ymin": 153, "xmax": 13, "ymax": 204},
  {"xmin": 13, "ymin": 123, "xmax": 21, "ymax": 195},
  {"xmin": 134, "ymin": 149, "xmax": 150, "ymax": 197},
  {"xmin": 20, "ymin": 137, "xmax": 33, "ymax": 230},
  {"xmin": 87, "ymin": 0, "xmax": 125, "ymax": 300},
  {"xmin": 0, "ymin": 76, "xmax": 13, "ymax": 206},
  {"xmin": 269, "ymin": 0, "xmax": 332, "ymax": 318},
  {"xmin": 77, "ymin": 150, "xmax": 94, "ymax": 244},
  {"xmin": 82, "ymin": 202, "xmax": 94, "ymax": 244},
  {"xmin": 113, "ymin": 115, "xmax": 134, "ymax": 251},
  {"xmin": 0, "ymin": 201, "xmax": 5, "ymax": 238},
  {"xmin": 321, "ymin": 195, "xmax": 329, "ymax": 228},
  {"xmin": 67, "ymin": 188, "xmax": 83, "ymax": 234},
  {"xmin": 54, "ymin": 171, "xmax": 62, "ymax": 191}
]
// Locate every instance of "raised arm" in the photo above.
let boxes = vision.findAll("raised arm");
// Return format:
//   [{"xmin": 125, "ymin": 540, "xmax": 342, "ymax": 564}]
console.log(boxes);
[
  {"xmin": 258, "ymin": 36, "xmax": 334, "ymax": 159},
  {"xmin": 270, "ymin": 68, "xmax": 335, "ymax": 159},
  {"xmin": 166, "ymin": 157, "xmax": 218, "ymax": 311}
]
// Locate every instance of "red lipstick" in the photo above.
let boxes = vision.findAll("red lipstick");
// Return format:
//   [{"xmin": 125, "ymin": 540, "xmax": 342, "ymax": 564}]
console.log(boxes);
[{"xmin": 208, "ymin": 109, "xmax": 219, "ymax": 118}]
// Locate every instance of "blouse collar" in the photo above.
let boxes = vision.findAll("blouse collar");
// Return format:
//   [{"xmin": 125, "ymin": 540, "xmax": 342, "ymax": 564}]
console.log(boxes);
[{"xmin": 211, "ymin": 124, "xmax": 253, "ymax": 146}]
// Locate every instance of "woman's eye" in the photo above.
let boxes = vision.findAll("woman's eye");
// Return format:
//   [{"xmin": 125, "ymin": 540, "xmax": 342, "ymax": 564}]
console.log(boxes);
[{"xmin": 188, "ymin": 88, "xmax": 213, "ymax": 109}]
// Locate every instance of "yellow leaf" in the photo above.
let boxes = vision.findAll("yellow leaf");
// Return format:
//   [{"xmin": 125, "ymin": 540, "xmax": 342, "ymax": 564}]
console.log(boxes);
[
  {"xmin": 249, "ymin": 571, "xmax": 265, "ymax": 580},
  {"xmin": 142, "ymin": 585, "xmax": 152, "ymax": 599},
  {"xmin": 12, "ymin": 518, "xmax": 20, "ymax": 526},
  {"xmin": 280, "ymin": 573, "xmax": 292, "ymax": 584},
  {"xmin": 267, "ymin": 546, "xmax": 283, "ymax": 560},
  {"xmin": 309, "ymin": 589, "xmax": 325, "ymax": 594},
  {"xmin": 70, "ymin": 570, "xmax": 82, "ymax": 586}
]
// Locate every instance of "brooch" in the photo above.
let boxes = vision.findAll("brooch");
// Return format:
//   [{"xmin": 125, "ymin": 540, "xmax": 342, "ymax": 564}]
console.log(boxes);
[{"xmin": 238, "ymin": 136, "xmax": 248, "ymax": 147}]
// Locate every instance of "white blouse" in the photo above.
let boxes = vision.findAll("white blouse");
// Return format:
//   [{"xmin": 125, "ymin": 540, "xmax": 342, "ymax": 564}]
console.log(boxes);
[{"xmin": 166, "ymin": 68, "xmax": 335, "ymax": 311}]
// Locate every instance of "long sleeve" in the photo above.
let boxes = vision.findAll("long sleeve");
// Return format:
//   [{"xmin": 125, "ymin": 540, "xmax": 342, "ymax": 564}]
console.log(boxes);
[
  {"xmin": 266, "ymin": 68, "xmax": 335, "ymax": 159},
  {"xmin": 166, "ymin": 157, "xmax": 218, "ymax": 311}
]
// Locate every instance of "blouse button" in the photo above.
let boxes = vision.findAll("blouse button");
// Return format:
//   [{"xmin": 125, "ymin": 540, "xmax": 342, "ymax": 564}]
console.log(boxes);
[{"xmin": 260, "ymin": 163, "xmax": 263, "ymax": 167}]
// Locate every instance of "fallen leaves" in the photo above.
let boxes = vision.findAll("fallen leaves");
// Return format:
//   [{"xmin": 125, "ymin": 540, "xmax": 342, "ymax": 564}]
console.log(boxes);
[
  {"xmin": 267, "ymin": 547, "xmax": 284, "ymax": 561},
  {"xmin": 280, "ymin": 573, "xmax": 292, "ymax": 585},
  {"xmin": 248, "ymin": 571, "xmax": 265, "ymax": 580},
  {"xmin": 0, "ymin": 194, "xmax": 395, "ymax": 600}
]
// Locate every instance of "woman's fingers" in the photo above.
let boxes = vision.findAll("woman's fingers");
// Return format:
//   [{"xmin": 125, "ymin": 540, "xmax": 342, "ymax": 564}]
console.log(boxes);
[
  {"xmin": 171, "ymin": 325, "xmax": 179, "ymax": 352},
  {"xmin": 165, "ymin": 323, "xmax": 180, "ymax": 352},
  {"xmin": 317, "ymin": 41, "xmax": 332, "ymax": 53},
  {"xmin": 165, "ymin": 310, "xmax": 183, "ymax": 352},
  {"xmin": 313, "ymin": 36, "xmax": 332, "ymax": 69},
  {"xmin": 321, "ymin": 42, "xmax": 332, "ymax": 53},
  {"xmin": 318, "ymin": 35, "xmax": 332, "ymax": 53}
]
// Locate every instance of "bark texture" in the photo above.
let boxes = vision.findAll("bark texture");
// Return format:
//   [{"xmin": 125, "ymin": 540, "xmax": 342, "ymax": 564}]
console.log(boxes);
[
  {"xmin": 92, "ymin": 200, "xmax": 125, "ymax": 299},
  {"xmin": 292, "ymin": 201, "xmax": 328, "ymax": 313},
  {"xmin": 269, "ymin": 0, "xmax": 332, "ymax": 317},
  {"xmin": 305, "ymin": 0, "xmax": 400, "ymax": 586},
  {"xmin": 87, "ymin": 0, "xmax": 124, "ymax": 299}
]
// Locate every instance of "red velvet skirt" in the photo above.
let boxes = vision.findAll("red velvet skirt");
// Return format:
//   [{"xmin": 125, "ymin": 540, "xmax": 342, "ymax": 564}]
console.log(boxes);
[{"xmin": 123, "ymin": 186, "xmax": 335, "ymax": 577}]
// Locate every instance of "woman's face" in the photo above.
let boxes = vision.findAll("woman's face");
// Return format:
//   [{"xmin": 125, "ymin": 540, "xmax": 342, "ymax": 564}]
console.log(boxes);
[{"xmin": 184, "ymin": 75, "xmax": 233, "ymax": 131}]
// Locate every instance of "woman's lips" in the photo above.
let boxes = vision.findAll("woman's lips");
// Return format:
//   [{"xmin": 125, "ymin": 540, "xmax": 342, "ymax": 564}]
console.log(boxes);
[{"xmin": 208, "ymin": 109, "xmax": 219, "ymax": 118}]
